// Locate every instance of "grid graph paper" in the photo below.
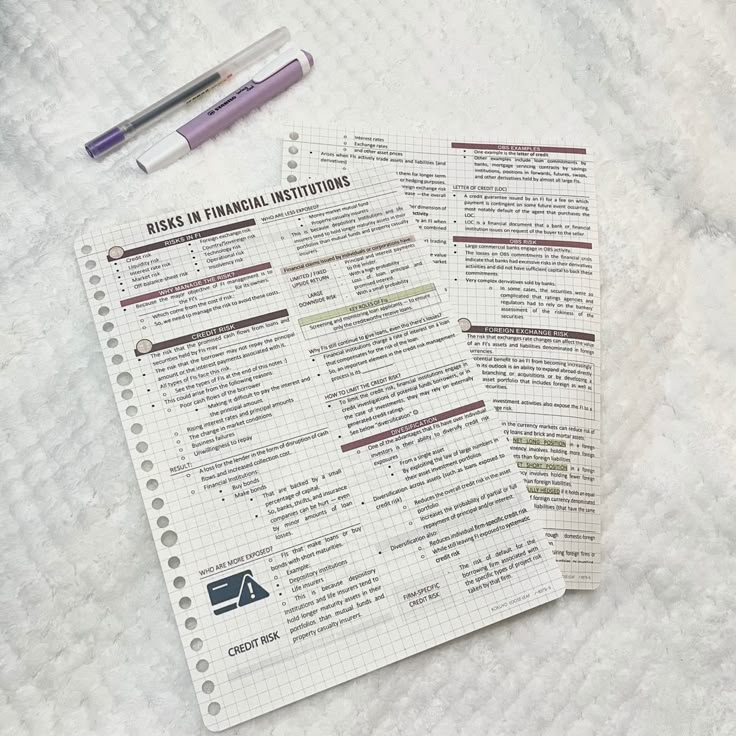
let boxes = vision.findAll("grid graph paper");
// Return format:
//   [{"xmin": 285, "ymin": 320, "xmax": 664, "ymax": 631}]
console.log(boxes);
[
  {"xmin": 76, "ymin": 167, "xmax": 564, "ymax": 730},
  {"xmin": 282, "ymin": 129, "xmax": 601, "ymax": 590}
]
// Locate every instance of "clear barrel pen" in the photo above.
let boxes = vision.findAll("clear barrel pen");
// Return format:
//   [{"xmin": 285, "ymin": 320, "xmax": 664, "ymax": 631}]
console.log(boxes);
[{"xmin": 84, "ymin": 26, "xmax": 290, "ymax": 158}]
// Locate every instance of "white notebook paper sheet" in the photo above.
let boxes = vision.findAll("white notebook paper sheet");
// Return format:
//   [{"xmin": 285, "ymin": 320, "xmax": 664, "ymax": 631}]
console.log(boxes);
[
  {"xmin": 76, "ymin": 167, "xmax": 564, "ymax": 730},
  {"xmin": 282, "ymin": 130, "xmax": 601, "ymax": 590}
]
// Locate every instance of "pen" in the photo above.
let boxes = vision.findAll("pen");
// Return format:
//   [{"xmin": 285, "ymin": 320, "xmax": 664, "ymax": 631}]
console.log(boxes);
[
  {"xmin": 84, "ymin": 27, "xmax": 291, "ymax": 158},
  {"xmin": 136, "ymin": 48, "xmax": 313, "ymax": 174}
]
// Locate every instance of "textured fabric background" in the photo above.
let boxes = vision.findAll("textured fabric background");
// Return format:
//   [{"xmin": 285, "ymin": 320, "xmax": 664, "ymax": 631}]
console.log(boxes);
[{"xmin": 1, "ymin": 1, "xmax": 735, "ymax": 734}]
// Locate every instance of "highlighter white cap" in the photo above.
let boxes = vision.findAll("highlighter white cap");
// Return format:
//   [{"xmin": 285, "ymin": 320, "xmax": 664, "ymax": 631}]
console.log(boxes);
[{"xmin": 136, "ymin": 132, "xmax": 191, "ymax": 174}]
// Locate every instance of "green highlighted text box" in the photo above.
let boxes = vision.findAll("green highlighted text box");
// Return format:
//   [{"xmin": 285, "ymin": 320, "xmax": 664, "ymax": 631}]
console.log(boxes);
[{"xmin": 298, "ymin": 283, "xmax": 436, "ymax": 326}]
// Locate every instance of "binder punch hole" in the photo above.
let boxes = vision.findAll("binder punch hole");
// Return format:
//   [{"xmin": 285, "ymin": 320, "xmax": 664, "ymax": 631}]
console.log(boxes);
[
  {"xmin": 161, "ymin": 530, "xmax": 177, "ymax": 549},
  {"xmin": 289, "ymin": 131, "xmax": 299, "ymax": 140},
  {"xmin": 157, "ymin": 516, "xmax": 169, "ymax": 528},
  {"xmin": 126, "ymin": 406, "xmax": 138, "ymax": 417},
  {"xmin": 287, "ymin": 160, "xmax": 297, "ymax": 169}
]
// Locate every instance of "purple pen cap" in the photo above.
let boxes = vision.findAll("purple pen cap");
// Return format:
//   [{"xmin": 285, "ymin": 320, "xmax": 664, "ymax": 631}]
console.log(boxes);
[{"xmin": 85, "ymin": 127, "xmax": 126, "ymax": 158}]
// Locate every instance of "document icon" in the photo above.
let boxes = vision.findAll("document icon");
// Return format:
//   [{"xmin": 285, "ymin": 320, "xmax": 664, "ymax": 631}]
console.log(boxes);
[{"xmin": 207, "ymin": 570, "xmax": 270, "ymax": 616}]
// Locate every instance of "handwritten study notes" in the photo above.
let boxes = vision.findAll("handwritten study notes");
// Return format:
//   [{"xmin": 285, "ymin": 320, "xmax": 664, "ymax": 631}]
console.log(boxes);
[
  {"xmin": 282, "ymin": 130, "xmax": 601, "ymax": 589},
  {"xmin": 76, "ymin": 168, "xmax": 564, "ymax": 729}
]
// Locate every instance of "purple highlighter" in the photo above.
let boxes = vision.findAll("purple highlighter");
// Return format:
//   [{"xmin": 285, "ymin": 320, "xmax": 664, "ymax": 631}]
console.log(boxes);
[{"xmin": 137, "ymin": 48, "xmax": 313, "ymax": 173}]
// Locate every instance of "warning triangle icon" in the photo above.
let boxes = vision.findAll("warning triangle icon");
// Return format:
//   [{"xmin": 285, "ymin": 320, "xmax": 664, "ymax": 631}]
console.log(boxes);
[{"xmin": 238, "ymin": 574, "xmax": 270, "ymax": 607}]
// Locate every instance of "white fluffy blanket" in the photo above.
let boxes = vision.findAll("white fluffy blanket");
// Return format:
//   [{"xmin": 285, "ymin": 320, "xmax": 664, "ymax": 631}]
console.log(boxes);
[{"xmin": 1, "ymin": 1, "xmax": 734, "ymax": 734}]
